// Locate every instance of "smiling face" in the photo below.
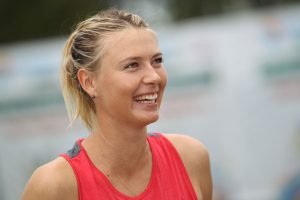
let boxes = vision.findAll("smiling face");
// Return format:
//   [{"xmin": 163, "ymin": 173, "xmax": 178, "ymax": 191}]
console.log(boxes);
[{"xmin": 93, "ymin": 28, "xmax": 167, "ymax": 127}]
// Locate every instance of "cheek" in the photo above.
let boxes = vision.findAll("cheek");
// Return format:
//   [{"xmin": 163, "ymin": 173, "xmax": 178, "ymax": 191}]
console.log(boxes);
[
  {"xmin": 159, "ymin": 68, "xmax": 168, "ymax": 88},
  {"xmin": 99, "ymin": 73, "xmax": 139, "ymax": 99}
]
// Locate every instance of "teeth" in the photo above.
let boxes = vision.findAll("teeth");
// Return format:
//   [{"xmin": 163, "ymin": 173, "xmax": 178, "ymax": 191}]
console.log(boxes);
[
  {"xmin": 134, "ymin": 93, "xmax": 158, "ymax": 101},
  {"xmin": 138, "ymin": 100, "xmax": 156, "ymax": 104}
]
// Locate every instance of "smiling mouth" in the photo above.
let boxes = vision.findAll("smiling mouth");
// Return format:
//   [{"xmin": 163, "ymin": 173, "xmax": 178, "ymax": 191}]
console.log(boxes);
[{"xmin": 134, "ymin": 93, "xmax": 158, "ymax": 104}]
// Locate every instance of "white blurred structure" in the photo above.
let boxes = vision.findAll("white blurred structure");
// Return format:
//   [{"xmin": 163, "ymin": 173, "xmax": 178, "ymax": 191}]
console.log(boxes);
[{"xmin": 0, "ymin": 4, "xmax": 300, "ymax": 200}]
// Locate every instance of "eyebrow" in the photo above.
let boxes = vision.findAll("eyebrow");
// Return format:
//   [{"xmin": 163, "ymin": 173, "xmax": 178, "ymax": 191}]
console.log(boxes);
[{"xmin": 119, "ymin": 52, "xmax": 163, "ymax": 64}]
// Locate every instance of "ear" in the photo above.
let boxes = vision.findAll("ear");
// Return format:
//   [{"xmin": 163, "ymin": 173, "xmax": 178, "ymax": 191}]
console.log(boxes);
[{"xmin": 77, "ymin": 68, "xmax": 97, "ymax": 98}]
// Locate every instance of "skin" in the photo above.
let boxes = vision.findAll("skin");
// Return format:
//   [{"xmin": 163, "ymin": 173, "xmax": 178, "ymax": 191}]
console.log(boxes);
[{"xmin": 22, "ymin": 28, "xmax": 212, "ymax": 200}]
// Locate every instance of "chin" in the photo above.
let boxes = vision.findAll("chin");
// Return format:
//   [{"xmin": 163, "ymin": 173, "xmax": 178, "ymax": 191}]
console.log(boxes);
[
  {"xmin": 137, "ymin": 114, "xmax": 160, "ymax": 126},
  {"xmin": 147, "ymin": 115, "xmax": 159, "ymax": 124}
]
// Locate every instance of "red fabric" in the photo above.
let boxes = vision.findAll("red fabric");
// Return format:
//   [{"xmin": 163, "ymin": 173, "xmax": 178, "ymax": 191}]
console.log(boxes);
[{"xmin": 61, "ymin": 133, "xmax": 197, "ymax": 200}]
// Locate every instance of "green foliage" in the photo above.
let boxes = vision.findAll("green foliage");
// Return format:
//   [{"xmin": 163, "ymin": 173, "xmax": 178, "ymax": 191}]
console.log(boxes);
[
  {"xmin": 1, "ymin": 0, "xmax": 300, "ymax": 44},
  {"xmin": 0, "ymin": 0, "xmax": 109, "ymax": 44},
  {"xmin": 169, "ymin": 0, "xmax": 227, "ymax": 19},
  {"xmin": 168, "ymin": 0, "xmax": 300, "ymax": 21}
]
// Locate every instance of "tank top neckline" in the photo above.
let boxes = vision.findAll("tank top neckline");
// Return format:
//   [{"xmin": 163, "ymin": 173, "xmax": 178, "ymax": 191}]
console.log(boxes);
[{"xmin": 77, "ymin": 136, "xmax": 157, "ymax": 200}]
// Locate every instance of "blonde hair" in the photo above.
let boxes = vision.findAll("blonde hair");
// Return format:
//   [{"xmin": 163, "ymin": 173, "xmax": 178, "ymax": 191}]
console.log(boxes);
[{"xmin": 61, "ymin": 8, "xmax": 148, "ymax": 131}]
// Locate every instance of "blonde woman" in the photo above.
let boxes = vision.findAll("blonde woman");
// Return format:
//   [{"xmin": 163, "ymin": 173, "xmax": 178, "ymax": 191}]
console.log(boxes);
[{"xmin": 22, "ymin": 8, "xmax": 212, "ymax": 200}]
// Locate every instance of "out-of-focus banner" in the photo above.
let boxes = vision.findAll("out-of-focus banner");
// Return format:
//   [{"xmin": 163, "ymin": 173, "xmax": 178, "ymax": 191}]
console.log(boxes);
[
  {"xmin": 155, "ymin": 5, "xmax": 300, "ymax": 200},
  {"xmin": 0, "ymin": 4, "xmax": 300, "ymax": 200}
]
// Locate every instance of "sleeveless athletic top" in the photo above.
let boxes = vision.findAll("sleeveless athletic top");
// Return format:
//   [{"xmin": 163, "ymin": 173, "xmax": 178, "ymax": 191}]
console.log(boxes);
[{"xmin": 61, "ymin": 133, "xmax": 198, "ymax": 200}]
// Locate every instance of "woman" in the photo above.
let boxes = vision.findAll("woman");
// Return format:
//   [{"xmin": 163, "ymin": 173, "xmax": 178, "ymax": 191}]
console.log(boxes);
[{"xmin": 22, "ymin": 8, "xmax": 212, "ymax": 200}]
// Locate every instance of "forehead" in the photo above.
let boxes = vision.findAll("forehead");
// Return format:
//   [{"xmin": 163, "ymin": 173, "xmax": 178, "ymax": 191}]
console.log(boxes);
[{"xmin": 100, "ymin": 28, "xmax": 160, "ymax": 63}]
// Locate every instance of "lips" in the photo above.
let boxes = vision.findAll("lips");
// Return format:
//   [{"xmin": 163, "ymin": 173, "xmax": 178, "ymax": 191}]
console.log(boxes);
[{"xmin": 134, "ymin": 93, "xmax": 158, "ymax": 104}]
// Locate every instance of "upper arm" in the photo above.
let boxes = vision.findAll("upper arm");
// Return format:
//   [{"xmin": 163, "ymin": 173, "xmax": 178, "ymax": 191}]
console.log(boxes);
[
  {"xmin": 164, "ymin": 133, "xmax": 213, "ymax": 200},
  {"xmin": 21, "ymin": 157, "xmax": 77, "ymax": 200}
]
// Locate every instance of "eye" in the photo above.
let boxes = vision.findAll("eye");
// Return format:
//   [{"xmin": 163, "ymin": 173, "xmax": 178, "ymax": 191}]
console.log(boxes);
[
  {"xmin": 124, "ymin": 62, "xmax": 139, "ymax": 70},
  {"xmin": 152, "ymin": 57, "xmax": 163, "ymax": 65}
]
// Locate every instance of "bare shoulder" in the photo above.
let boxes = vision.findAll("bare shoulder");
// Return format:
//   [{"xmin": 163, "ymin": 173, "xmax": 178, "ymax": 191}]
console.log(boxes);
[
  {"xmin": 163, "ymin": 133, "xmax": 209, "ymax": 165},
  {"xmin": 164, "ymin": 133, "xmax": 212, "ymax": 200},
  {"xmin": 21, "ymin": 157, "xmax": 77, "ymax": 200}
]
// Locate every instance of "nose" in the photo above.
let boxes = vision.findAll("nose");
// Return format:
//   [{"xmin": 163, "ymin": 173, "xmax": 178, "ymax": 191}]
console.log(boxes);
[{"xmin": 142, "ymin": 64, "xmax": 161, "ymax": 85}]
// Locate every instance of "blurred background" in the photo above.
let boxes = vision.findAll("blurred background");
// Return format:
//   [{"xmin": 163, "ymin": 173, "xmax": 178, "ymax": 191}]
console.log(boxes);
[{"xmin": 1, "ymin": 0, "xmax": 300, "ymax": 199}]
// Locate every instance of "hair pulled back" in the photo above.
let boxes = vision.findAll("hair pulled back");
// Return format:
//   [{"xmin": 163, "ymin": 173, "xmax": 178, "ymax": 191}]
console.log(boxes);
[{"xmin": 61, "ymin": 9, "xmax": 148, "ymax": 131}]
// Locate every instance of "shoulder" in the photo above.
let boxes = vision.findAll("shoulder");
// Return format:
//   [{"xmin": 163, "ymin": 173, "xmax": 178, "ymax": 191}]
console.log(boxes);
[
  {"xmin": 163, "ymin": 133, "xmax": 209, "ymax": 167},
  {"xmin": 21, "ymin": 157, "xmax": 77, "ymax": 200},
  {"xmin": 163, "ymin": 133, "xmax": 212, "ymax": 200}
]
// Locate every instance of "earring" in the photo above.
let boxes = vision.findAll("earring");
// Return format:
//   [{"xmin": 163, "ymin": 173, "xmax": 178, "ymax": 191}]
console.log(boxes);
[{"xmin": 91, "ymin": 95, "xmax": 96, "ymax": 99}]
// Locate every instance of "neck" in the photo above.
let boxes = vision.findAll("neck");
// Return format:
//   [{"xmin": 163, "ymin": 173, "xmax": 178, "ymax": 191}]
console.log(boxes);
[{"xmin": 83, "ymin": 117, "xmax": 151, "ymax": 176}]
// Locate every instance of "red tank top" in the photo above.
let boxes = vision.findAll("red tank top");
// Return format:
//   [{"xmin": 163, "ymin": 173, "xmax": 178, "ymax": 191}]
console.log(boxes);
[{"xmin": 61, "ymin": 133, "xmax": 197, "ymax": 200}]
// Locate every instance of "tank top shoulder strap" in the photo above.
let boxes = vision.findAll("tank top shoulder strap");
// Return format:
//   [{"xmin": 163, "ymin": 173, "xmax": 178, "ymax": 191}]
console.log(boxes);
[
  {"xmin": 61, "ymin": 139, "xmax": 116, "ymax": 199},
  {"xmin": 147, "ymin": 132, "xmax": 197, "ymax": 199},
  {"xmin": 147, "ymin": 132, "xmax": 185, "ymax": 162}
]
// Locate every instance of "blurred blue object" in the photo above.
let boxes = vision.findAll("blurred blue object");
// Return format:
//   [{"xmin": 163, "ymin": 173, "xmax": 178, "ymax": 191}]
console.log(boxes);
[{"xmin": 279, "ymin": 172, "xmax": 300, "ymax": 200}]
